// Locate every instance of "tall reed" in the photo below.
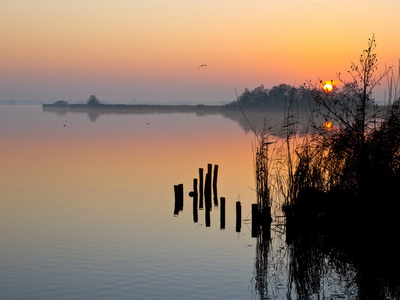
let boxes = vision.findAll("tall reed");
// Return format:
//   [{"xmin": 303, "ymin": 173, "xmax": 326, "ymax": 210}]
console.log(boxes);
[{"xmin": 284, "ymin": 35, "xmax": 400, "ymax": 224}]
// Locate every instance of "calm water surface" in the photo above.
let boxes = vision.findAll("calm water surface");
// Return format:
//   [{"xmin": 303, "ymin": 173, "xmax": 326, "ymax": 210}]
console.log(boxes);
[{"xmin": 0, "ymin": 105, "xmax": 364, "ymax": 299}]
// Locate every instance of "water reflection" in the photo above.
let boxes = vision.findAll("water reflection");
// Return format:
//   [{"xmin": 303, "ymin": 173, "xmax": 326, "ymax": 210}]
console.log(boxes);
[
  {"xmin": 285, "ymin": 224, "xmax": 400, "ymax": 299},
  {"xmin": 1, "ymin": 105, "xmax": 258, "ymax": 300},
  {"xmin": 253, "ymin": 227, "xmax": 271, "ymax": 299},
  {"xmin": 6, "ymin": 105, "xmax": 400, "ymax": 299},
  {"xmin": 174, "ymin": 175, "xmax": 400, "ymax": 300},
  {"xmin": 42, "ymin": 105, "xmax": 306, "ymax": 137}
]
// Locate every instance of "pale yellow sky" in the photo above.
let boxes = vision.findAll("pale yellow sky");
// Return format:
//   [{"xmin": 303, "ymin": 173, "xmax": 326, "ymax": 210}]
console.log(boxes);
[{"xmin": 1, "ymin": 0, "xmax": 399, "ymax": 103}]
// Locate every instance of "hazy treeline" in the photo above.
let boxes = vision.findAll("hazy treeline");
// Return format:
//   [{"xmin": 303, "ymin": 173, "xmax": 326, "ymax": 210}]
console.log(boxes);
[
  {"xmin": 227, "ymin": 84, "xmax": 314, "ymax": 107},
  {"xmin": 227, "ymin": 82, "xmax": 381, "ymax": 109}
]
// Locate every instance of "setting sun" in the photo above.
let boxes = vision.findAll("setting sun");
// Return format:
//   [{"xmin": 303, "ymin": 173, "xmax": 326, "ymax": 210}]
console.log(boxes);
[
  {"xmin": 323, "ymin": 121, "xmax": 333, "ymax": 129},
  {"xmin": 323, "ymin": 83, "xmax": 333, "ymax": 93}
]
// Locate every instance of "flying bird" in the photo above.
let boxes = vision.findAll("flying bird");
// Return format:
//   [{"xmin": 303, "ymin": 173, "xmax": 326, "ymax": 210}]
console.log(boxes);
[{"xmin": 198, "ymin": 64, "xmax": 207, "ymax": 69}]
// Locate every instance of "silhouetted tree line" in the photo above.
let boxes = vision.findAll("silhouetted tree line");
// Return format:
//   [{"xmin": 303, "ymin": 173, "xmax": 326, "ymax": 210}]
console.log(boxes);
[
  {"xmin": 227, "ymin": 84, "xmax": 314, "ymax": 107},
  {"xmin": 48, "ymin": 95, "xmax": 102, "ymax": 107}
]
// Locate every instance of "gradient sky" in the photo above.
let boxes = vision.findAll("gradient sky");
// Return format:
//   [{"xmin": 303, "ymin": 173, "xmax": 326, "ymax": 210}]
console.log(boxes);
[{"xmin": 1, "ymin": 0, "xmax": 399, "ymax": 104}]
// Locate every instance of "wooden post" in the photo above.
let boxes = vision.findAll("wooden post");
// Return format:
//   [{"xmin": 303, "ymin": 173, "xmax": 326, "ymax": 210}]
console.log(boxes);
[
  {"xmin": 214, "ymin": 195, "xmax": 219, "ymax": 207},
  {"xmin": 199, "ymin": 168, "xmax": 203, "ymax": 194},
  {"xmin": 213, "ymin": 164, "xmax": 218, "ymax": 197},
  {"xmin": 207, "ymin": 163, "xmax": 212, "ymax": 179},
  {"xmin": 199, "ymin": 168, "xmax": 204, "ymax": 209},
  {"xmin": 220, "ymin": 197, "xmax": 226, "ymax": 230},
  {"xmin": 205, "ymin": 167, "xmax": 212, "ymax": 227},
  {"xmin": 262, "ymin": 219, "xmax": 271, "ymax": 241},
  {"xmin": 261, "ymin": 206, "xmax": 271, "ymax": 241},
  {"xmin": 236, "ymin": 201, "xmax": 241, "ymax": 232},
  {"xmin": 252, "ymin": 203, "xmax": 259, "ymax": 238},
  {"xmin": 205, "ymin": 169, "xmax": 212, "ymax": 198},
  {"xmin": 193, "ymin": 193, "xmax": 198, "ymax": 223},
  {"xmin": 174, "ymin": 184, "xmax": 184, "ymax": 215},
  {"xmin": 205, "ymin": 173, "xmax": 212, "ymax": 209},
  {"xmin": 262, "ymin": 206, "xmax": 272, "ymax": 225},
  {"xmin": 174, "ymin": 185, "xmax": 179, "ymax": 215},
  {"xmin": 205, "ymin": 197, "xmax": 211, "ymax": 227},
  {"xmin": 193, "ymin": 178, "xmax": 198, "ymax": 194},
  {"xmin": 178, "ymin": 184, "xmax": 183, "ymax": 211}
]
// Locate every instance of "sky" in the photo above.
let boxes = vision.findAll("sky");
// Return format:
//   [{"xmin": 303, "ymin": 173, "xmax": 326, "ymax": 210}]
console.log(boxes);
[{"xmin": 1, "ymin": 0, "xmax": 400, "ymax": 104}]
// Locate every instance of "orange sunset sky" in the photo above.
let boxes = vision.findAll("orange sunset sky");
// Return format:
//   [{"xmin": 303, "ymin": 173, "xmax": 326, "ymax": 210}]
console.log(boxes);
[{"xmin": 1, "ymin": 0, "xmax": 399, "ymax": 104}]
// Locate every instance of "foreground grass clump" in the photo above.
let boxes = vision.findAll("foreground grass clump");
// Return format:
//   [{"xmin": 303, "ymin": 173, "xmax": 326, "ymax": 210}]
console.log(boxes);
[{"xmin": 283, "ymin": 35, "xmax": 400, "ymax": 232}]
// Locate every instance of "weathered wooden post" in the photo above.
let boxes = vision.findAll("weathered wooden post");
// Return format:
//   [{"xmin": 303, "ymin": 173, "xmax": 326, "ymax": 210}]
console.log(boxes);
[
  {"xmin": 220, "ymin": 197, "xmax": 226, "ymax": 230},
  {"xmin": 193, "ymin": 178, "xmax": 198, "ymax": 194},
  {"xmin": 174, "ymin": 185, "xmax": 179, "ymax": 215},
  {"xmin": 193, "ymin": 193, "xmax": 198, "ymax": 223},
  {"xmin": 252, "ymin": 203, "xmax": 259, "ymax": 238},
  {"xmin": 199, "ymin": 168, "xmax": 204, "ymax": 194},
  {"xmin": 178, "ymin": 184, "xmax": 183, "ymax": 211},
  {"xmin": 174, "ymin": 184, "xmax": 184, "ymax": 215},
  {"xmin": 199, "ymin": 168, "xmax": 204, "ymax": 209},
  {"xmin": 213, "ymin": 164, "xmax": 218, "ymax": 198},
  {"xmin": 204, "ymin": 173, "xmax": 212, "ymax": 209},
  {"xmin": 262, "ymin": 206, "xmax": 272, "ymax": 225},
  {"xmin": 261, "ymin": 206, "xmax": 271, "ymax": 241},
  {"xmin": 207, "ymin": 163, "xmax": 212, "ymax": 179},
  {"xmin": 262, "ymin": 218, "xmax": 271, "ymax": 241},
  {"xmin": 205, "ymin": 165, "xmax": 212, "ymax": 200},
  {"xmin": 214, "ymin": 195, "xmax": 219, "ymax": 207},
  {"xmin": 205, "ymin": 168, "xmax": 212, "ymax": 227},
  {"xmin": 205, "ymin": 198, "xmax": 211, "ymax": 227},
  {"xmin": 236, "ymin": 201, "xmax": 241, "ymax": 232}
]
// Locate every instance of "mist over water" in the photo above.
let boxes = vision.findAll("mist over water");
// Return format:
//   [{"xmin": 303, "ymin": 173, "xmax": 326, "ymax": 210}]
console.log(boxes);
[
  {"xmin": 1, "ymin": 105, "xmax": 258, "ymax": 299},
  {"xmin": 1, "ymin": 105, "xmax": 397, "ymax": 299}
]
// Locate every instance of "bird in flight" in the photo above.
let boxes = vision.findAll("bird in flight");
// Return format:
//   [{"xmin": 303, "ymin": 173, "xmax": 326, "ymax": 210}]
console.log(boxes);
[{"xmin": 198, "ymin": 64, "xmax": 207, "ymax": 69}]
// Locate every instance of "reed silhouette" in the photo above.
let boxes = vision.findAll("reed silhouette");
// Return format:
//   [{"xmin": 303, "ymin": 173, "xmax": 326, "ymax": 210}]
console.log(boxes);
[
  {"xmin": 285, "ymin": 225, "xmax": 400, "ymax": 299},
  {"xmin": 280, "ymin": 35, "xmax": 400, "ymax": 299},
  {"xmin": 247, "ymin": 36, "xmax": 400, "ymax": 299},
  {"xmin": 283, "ymin": 35, "xmax": 400, "ymax": 231}
]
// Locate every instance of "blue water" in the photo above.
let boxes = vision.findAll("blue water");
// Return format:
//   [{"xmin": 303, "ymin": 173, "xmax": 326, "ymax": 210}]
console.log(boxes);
[{"xmin": 0, "ymin": 105, "xmax": 360, "ymax": 299}]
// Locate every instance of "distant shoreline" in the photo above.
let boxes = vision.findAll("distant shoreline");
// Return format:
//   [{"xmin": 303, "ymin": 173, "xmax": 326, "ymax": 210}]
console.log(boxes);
[
  {"xmin": 41, "ymin": 103, "xmax": 246, "ymax": 116},
  {"xmin": 41, "ymin": 102, "xmax": 391, "ymax": 114},
  {"xmin": 43, "ymin": 103, "xmax": 229, "ymax": 110}
]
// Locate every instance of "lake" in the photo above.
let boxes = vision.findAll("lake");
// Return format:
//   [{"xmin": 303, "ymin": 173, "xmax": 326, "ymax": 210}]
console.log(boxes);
[{"xmin": 0, "ymin": 105, "xmax": 396, "ymax": 299}]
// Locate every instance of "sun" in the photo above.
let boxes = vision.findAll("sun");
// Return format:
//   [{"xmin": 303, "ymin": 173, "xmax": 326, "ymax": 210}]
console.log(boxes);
[
  {"xmin": 323, "ymin": 121, "xmax": 332, "ymax": 129},
  {"xmin": 323, "ymin": 83, "xmax": 333, "ymax": 93}
]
